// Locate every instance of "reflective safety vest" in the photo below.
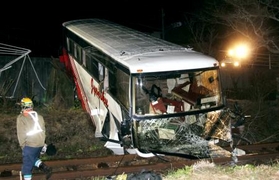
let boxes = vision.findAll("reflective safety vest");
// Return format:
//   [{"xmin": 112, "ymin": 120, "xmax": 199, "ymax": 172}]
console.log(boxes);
[{"xmin": 26, "ymin": 111, "xmax": 43, "ymax": 136}]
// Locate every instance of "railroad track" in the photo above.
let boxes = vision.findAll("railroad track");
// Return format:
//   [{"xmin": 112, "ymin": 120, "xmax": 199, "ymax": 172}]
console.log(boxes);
[{"xmin": 1, "ymin": 142, "xmax": 279, "ymax": 180}]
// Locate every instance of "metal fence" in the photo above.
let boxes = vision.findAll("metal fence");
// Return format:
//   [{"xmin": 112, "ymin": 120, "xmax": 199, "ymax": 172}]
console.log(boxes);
[{"xmin": 0, "ymin": 56, "xmax": 52, "ymax": 102}]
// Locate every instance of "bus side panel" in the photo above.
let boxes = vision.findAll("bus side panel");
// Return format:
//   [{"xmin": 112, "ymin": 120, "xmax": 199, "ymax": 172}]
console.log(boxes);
[
  {"xmin": 70, "ymin": 56, "xmax": 127, "ymax": 154},
  {"xmin": 67, "ymin": 55, "xmax": 106, "ymax": 138},
  {"xmin": 67, "ymin": 55, "xmax": 126, "ymax": 147}
]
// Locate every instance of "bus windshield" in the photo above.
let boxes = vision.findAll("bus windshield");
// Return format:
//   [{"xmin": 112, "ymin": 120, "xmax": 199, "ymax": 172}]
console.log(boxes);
[{"xmin": 134, "ymin": 68, "xmax": 223, "ymax": 116}]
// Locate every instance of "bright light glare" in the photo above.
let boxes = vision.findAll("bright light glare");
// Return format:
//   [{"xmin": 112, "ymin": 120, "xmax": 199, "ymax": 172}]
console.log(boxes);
[
  {"xmin": 233, "ymin": 61, "xmax": 240, "ymax": 67},
  {"xmin": 227, "ymin": 44, "xmax": 249, "ymax": 59},
  {"xmin": 221, "ymin": 62, "xmax": 226, "ymax": 67},
  {"xmin": 235, "ymin": 45, "xmax": 248, "ymax": 58},
  {"xmin": 228, "ymin": 49, "xmax": 234, "ymax": 57}
]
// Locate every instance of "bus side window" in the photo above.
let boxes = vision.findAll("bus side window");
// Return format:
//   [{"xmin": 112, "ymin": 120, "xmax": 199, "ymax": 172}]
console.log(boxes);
[
  {"xmin": 82, "ymin": 50, "xmax": 86, "ymax": 67},
  {"xmin": 103, "ymin": 68, "xmax": 109, "ymax": 91},
  {"xmin": 115, "ymin": 70, "xmax": 129, "ymax": 109},
  {"xmin": 85, "ymin": 54, "xmax": 99, "ymax": 80},
  {"xmin": 69, "ymin": 39, "xmax": 74, "ymax": 56},
  {"xmin": 98, "ymin": 63, "xmax": 104, "ymax": 81},
  {"xmin": 109, "ymin": 70, "xmax": 116, "ymax": 95},
  {"xmin": 74, "ymin": 44, "xmax": 82, "ymax": 64}
]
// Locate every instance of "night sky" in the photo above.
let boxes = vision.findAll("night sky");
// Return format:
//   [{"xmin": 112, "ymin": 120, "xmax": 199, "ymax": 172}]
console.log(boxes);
[{"xmin": 0, "ymin": 1, "xmax": 204, "ymax": 57}]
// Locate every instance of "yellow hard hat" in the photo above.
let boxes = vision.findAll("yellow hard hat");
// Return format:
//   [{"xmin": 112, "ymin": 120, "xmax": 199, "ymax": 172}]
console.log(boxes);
[{"xmin": 21, "ymin": 97, "xmax": 33, "ymax": 109}]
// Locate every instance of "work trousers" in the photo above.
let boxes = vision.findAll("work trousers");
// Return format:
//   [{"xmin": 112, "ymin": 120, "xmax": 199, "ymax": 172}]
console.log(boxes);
[{"xmin": 22, "ymin": 146, "xmax": 43, "ymax": 176}]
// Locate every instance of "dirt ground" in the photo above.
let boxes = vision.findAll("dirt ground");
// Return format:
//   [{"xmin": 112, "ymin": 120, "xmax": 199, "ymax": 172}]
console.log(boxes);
[{"xmin": 0, "ymin": 107, "xmax": 113, "ymax": 164}]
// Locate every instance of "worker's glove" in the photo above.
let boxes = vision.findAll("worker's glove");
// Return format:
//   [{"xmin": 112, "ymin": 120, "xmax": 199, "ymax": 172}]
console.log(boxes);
[{"xmin": 40, "ymin": 144, "xmax": 48, "ymax": 154}]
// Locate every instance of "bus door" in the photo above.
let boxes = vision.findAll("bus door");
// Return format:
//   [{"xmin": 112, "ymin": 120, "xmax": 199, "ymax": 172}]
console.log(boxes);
[{"xmin": 91, "ymin": 63, "xmax": 108, "ymax": 137}]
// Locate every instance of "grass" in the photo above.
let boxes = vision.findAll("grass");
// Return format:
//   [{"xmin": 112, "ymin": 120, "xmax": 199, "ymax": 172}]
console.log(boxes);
[
  {"xmin": 80, "ymin": 160, "xmax": 279, "ymax": 180},
  {"xmin": 162, "ymin": 160, "xmax": 279, "ymax": 180}
]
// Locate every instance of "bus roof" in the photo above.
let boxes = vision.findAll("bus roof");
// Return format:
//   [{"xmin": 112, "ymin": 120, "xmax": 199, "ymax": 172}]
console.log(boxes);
[{"xmin": 63, "ymin": 19, "xmax": 219, "ymax": 73}]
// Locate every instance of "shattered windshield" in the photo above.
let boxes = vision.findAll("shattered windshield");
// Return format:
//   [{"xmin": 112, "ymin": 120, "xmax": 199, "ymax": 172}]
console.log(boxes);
[
  {"xmin": 132, "ymin": 68, "xmax": 229, "ymax": 157},
  {"xmin": 134, "ymin": 68, "xmax": 223, "ymax": 115}
]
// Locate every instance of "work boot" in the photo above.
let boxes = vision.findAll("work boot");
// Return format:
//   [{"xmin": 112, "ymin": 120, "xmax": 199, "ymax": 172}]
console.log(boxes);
[{"xmin": 39, "ymin": 162, "xmax": 52, "ymax": 179}]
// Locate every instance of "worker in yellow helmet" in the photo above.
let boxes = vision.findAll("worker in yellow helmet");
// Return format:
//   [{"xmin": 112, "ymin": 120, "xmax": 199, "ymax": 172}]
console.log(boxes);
[{"xmin": 16, "ymin": 97, "xmax": 52, "ymax": 180}]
